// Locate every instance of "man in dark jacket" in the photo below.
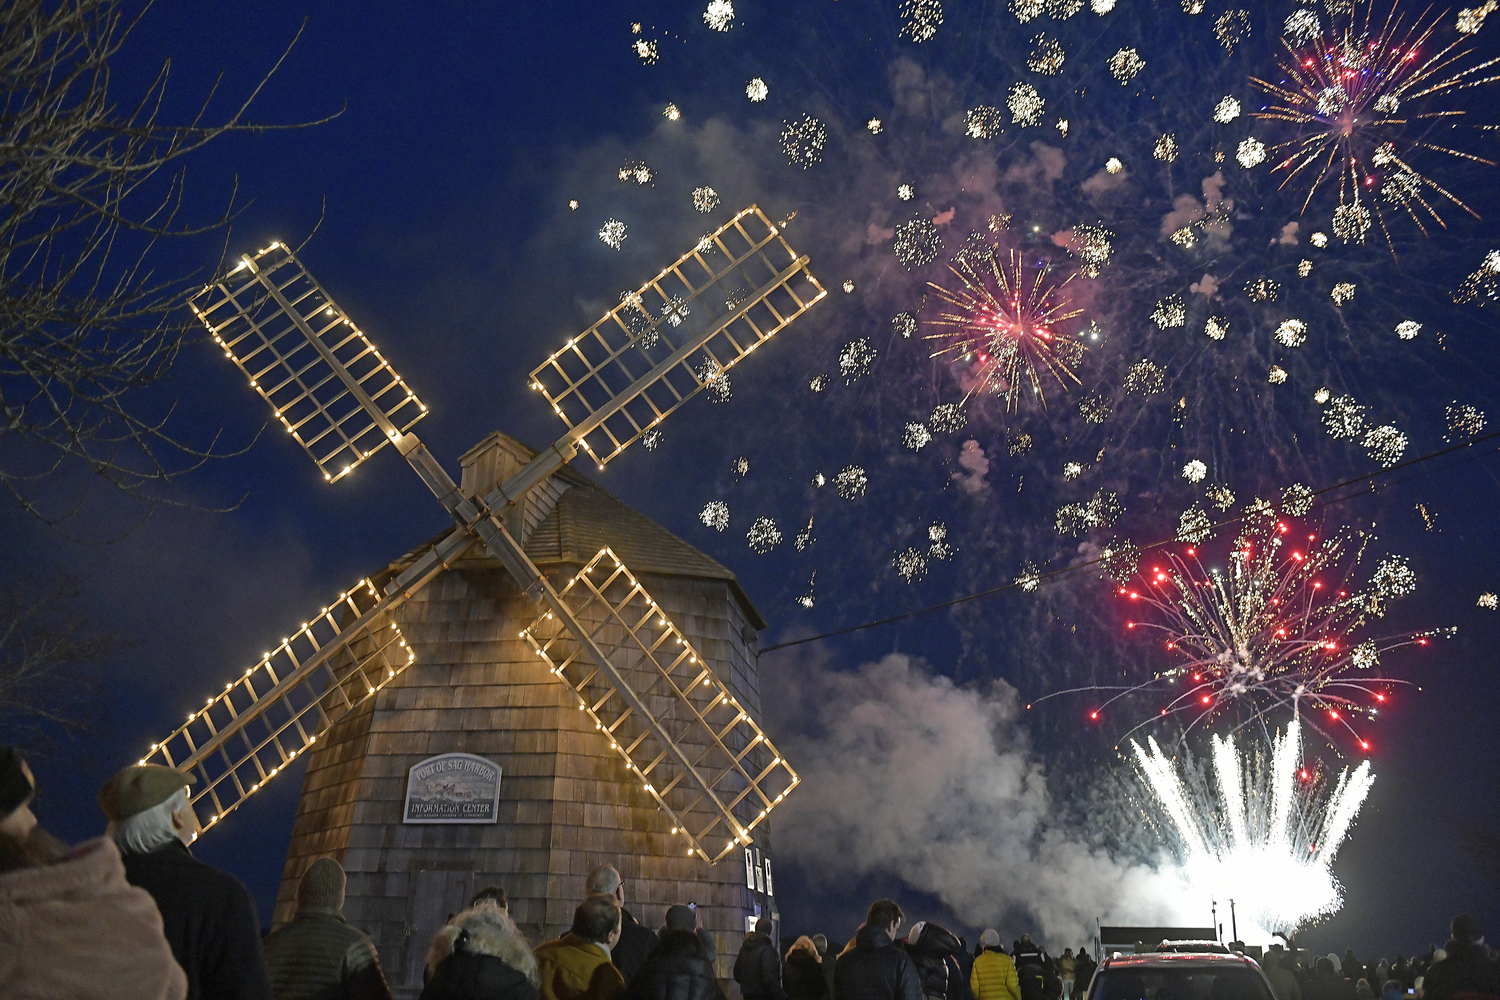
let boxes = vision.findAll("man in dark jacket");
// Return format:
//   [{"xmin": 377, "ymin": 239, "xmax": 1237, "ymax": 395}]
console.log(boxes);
[
  {"xmin": 101, "ymin": 764, "xmax": 271, "ymax": 1000},
  {"xmin": 1012, "ymin": 937, "xmax": 1047, "ymax": 1000},
  {"xmin": 626, "ymin": 928, "xmax": 723, "ymax": 1000},
  {"xmin": 263, "ymin": 856, "xmax": 393, "ymax": 1000},
  {"xmin": 1072, "ymin": 952, "xmax": 1096, "ymax": 1000},
  {"xmin": 738, "ymin": 917, "xmax": 788, "ymax": 1000},
  {"xmin": 588, "ymin": 865, "xmax": 660, "ymax": 986},
  {"xmin": 1421, "ymin": 915, "xmax": 1500, "ymax": 1000},
  {"xmin": 905, "ymin": 922, "xmax": 965, "ymax": 1000},
  {"xmin": 661, "ymin": 903, "xmax": 718, "ymax": 967},
  {"xmin": 834, "ymin": 899, "xmax": 924, "ymax": 1000},
  {"xmin": 816, "ymin": 936, "xmax": 837, "ymax": 999},
  {"xmin": 1303, "ymin": 959, "xmax": 1357, "ymax": 1000}
]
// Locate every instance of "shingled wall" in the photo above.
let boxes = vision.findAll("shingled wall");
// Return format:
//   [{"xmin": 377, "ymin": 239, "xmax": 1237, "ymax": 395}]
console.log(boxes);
[{"xmin": 272, "ymin": 433, "xmax": 777, "ymax": 996}]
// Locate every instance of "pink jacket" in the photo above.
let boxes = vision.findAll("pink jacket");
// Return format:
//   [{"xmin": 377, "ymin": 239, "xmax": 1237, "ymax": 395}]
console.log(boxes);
[{"xmin": 0, "ymin": 836, "xmax": 188, "ymax": 1000}]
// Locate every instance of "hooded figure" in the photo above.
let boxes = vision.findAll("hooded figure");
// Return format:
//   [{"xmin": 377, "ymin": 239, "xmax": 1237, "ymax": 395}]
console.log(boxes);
[
  {"xmin": 904, "ymin": 921, "xmax": 965, "ymax": 1000},
  {"xmin": 263, "ymin": 856, "xmax": 394, "ymax": 1000},
  {"xmin": 737, "ymin": 917, "xmax": 789, "ymax": 1000},
  {"xmin": 422, "ymin": 903, "xmax": 541, "ymax": 1000},
  {"xmin": 0, "ymin": 746, "xmax": 188, "ymax": 1000},
  {"xmin": 101, "ymin": 764, "xmax": 271, "ymax": 1000},
  {"xmin": 624, "ymin": 928, "xmax": 723, "ymax": 1000}
]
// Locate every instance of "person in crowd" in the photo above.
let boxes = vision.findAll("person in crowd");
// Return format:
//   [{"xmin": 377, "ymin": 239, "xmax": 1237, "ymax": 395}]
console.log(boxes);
[
  {"xmin": 535, "ymin": 894, "xmax": 626, "ymax": 1000},
  {"xmin": 904, "ymin": 920, "xmax": 965, "ymax": 1000},
  {"xmin": 423, "ymin": 901, "xmax": 540, "ymax": 1000},
  {"xmin": 1380, "ymin": 976, "xmax": 1405, "ymax": 1000},
  {"xmin": 1304, "ymin": 958, "xmax": 1356, "ymax": 1000},
  {"xmin": 1374, "ymin": 962, "xmax": 1391, "ymax": 991},
  {"xmin": 1072, "ymin": 949, "xmax": 1095, "ymax": 999},
  {"xmin": 1391, "ymin": 958, "xmax": 1413, "ymax": 991},
  {"xmin": 785, "ymin": 935, "xmax": 830, "ymax": 1000},
  {"xmin": 1420, "ymin": 915, "xmax": 1500, "ymax": 1000},
  {"xmin": 624, "ymin": 924, "xmax": 722, "ymax": 1000},
  {"xmin": 472, "ymin": 886, "xmax": 509, "ymax": 912},
  {"xmin": 833, "ymin": 899, "xmax": 923, "ymax": 1000},
  {"xmin": 100, "ymin": 763, "xmax": 271, "ymax": 1000},
  {"xmin": 1262, "ymin": 949, "xmax": 1302, "ymax": 1000},
  {"xmin": 970, "ymin": 929, "xmax": 1021, "ymax": 1000},
  {"xmin": 1356, "ymin": 980, "xmax": 1374, "ymax": 1000},
  {"xmin": 737, "ymin": 916, "xmax": 788, "ymax": 1000},
  {"xmin": 1011, "ymin": 936, "xmax": 1047, "ymax": 1000},
  {"xmin": 816, "ymin": 935, "xmax": 838, "ymax": 999},
  {"xmin": 951, "ymin": 934, "xmax": 976, "ymax": 1000},
  {"xmin": 0, "ymin": 746, "xmax": 187, "ymax": 1000},
  {"xmin": 262, "ymin": 856, "xmax": 393, "ymax": 1000},
  {"xmin": 1059, "ymin": 950, "xmax": 1076, "ymax": 1000},
  {"xmin": 586, "ymin": 865, "xmax": 658, "ymax": 985},
  {"xmin": 660, "ymin": 903, "xmax": 718, "ymax": 966},
  {"xmin": 1346, "ymin": 953, "xmax": 1366, "ymax": 985}
]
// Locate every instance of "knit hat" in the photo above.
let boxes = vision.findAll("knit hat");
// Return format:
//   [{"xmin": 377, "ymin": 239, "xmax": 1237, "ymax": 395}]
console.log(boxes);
[
  {"xmin": 981, "ymin": 929, "xmax": 1001, "ymax": 948},
  {"xmin": 907, "ymin": 921, "xmax": 927, "ymax": 945},
  {"xmin": 0, "ymin": 746, "xmax": 33, "ymax": 819},
  {"xmin": 98, "ymin": 764, "xmax": 194, "ymax": 822},
  {"xmin": 665, "ymin": 904, "xmax": 697, "ymax": 931},
  {"xmin": 297, "ymin": 856, "xmax": 346, "ymax": 913}
]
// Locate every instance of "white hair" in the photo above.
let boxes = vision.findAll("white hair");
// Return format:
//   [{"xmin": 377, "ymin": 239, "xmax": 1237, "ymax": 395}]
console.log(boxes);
[{"xmin": 110, "ymin": 788, "xmax": 190, "ymax": 855}]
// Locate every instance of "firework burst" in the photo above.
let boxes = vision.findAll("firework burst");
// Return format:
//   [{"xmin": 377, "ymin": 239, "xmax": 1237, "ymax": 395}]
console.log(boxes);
[
  {"xmin": 1251, "ymin": 0, "xmax": 1500, "ymax": 246},
  {"xmin": 924, "ymin": 250, "xmax": 1086, "ymax": 409},
  {"xmin": 1133, "ymin": 717, "xmax": 1375, "ymax": 936},
  {"xmin": 1085, "ymin": 512, "xmax": 1443, "ymax": 749}
]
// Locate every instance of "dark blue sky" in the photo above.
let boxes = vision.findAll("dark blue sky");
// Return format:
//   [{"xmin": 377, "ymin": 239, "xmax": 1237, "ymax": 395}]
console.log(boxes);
[{"xmin": 5, "ymin": 0, "xmax": 1500, "ymax": 960}]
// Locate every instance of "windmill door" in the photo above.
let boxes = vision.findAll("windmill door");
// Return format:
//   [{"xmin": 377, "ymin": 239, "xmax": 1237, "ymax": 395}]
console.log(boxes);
[{"xmin": 403, "ymin": 868, "xmax": 474, "ymax": 988}]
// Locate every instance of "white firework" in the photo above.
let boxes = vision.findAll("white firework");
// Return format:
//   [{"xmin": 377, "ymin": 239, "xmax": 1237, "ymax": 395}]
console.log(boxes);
[
  {"xmin": 1362, "ymin": 425, "xmax": 1407, "ymax": 467},
  {"xmin": 1182, "ymin": 460, "xmax": 1208, "ymax": 483},
  {"xmin": 1237, "ymin": 138, "xmax": 1268, "ymax": 168},
  {"xmin": 1008, "ymin": 83, "xmax": 1045, "ymax": 126},
  {"xmin": 1133, "ymin": 718, "xmax": 1375, "ymax": 936},
  {"xmin": 747, "ymin": 516, "xmax": 782, "ymax": 553},
  {"xmin": 703, "ymin": 0, "xmax": 734, "ymax": 31},
  {"xmin": 692, "ymin": 186, "xmax": 720, "ymax": 213},
  {"xmin": 904, "ymin": 422, "xmax": 933, "ymax": 451},
  {"xmin": 1205, "ymin": 316, "xmax": 1230, "ymax": 341},
  {"xmin": 746, "ymin": 78, "xmax": 769, "ymax": 102},
  {"xmin": 1395, "ymin": 320, "xmax": 1422, "ymax": 340},
  {"xmin": 1213, "ymin": 97, "xmax": 1242, "ymax": 123},
  {"xmin": 1109, "ymin": 47, "xmax": 1145, "ymax": 83},
  {"xmin": 598, "ymin": 219, "xmax": 627, "ymax": 250},
  {"xmin": 1275, "ymin": 319, "xmax": 1308, "ymax": 347},
  {"xmin": 699, "ymin": 501, "xmax": 729, "ymax": 531}
]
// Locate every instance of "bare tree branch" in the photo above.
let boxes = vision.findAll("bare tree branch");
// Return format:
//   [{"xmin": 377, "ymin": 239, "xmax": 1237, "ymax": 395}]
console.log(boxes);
[{"xmin": 0, "ymin": 0, "xmax": 336, "ymax": 524}]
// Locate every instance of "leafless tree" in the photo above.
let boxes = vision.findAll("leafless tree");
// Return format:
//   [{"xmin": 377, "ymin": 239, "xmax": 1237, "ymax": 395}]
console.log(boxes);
[
  {"xmin": 0, "ymin": 575, "xmax": 117, "ymax": 752},
  {"xmin": 0, "ymin": 0, "xmax": 331, "ymax": 524}
]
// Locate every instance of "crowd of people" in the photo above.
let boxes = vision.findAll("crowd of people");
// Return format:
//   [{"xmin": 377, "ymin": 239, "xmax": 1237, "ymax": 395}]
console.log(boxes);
[{"xmin": 2, "ymin": 747, "xmax": 1498, "ymax": 1000}]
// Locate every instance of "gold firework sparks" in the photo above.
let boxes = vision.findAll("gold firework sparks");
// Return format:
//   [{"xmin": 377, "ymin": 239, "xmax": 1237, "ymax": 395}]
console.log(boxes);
[
  {"xmin": 924, "ymin": 251, "xmax": 1085, "ymax": 409},
  {"xmin": 1251, "ymin": 0, "xmax": 1500, "ymax": 247}
]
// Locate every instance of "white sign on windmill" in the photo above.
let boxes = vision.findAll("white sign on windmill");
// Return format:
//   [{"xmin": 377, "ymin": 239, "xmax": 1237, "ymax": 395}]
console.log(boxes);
[{"xmin": 140, "ymin": 206, "xmax": 824, "ymax": 864}]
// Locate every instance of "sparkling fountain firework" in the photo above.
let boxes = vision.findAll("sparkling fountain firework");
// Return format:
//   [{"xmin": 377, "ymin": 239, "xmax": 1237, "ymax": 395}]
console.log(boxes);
[
  {"xmin": 924, "ymin": 249, "xmax": 1085, "ymax": 410},
  {"xmin": 1133, "ymin": 717, "xmax": 1375, "ymax": 936},
  {"xmin": 1251, "ymin": 0, "xmax": 1500, "ymax": 246}
]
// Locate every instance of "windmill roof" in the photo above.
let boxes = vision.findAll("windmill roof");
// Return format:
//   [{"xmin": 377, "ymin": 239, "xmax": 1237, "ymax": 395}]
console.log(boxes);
[{"xmin": 379, "ymin": 435, "xmax": 766, "ymax": 630}]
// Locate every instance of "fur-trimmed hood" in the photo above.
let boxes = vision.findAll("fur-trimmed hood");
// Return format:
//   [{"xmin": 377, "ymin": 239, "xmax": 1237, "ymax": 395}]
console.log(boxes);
[{"xmin": 427, "ymin": 904, "xmax": 540, "ymax": 985}]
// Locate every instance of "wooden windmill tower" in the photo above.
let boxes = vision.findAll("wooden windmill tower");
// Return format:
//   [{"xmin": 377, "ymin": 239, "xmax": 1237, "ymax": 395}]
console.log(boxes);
[{"xmin": 140, "ymin": 207, "xmax": 824, "ymax": 989}]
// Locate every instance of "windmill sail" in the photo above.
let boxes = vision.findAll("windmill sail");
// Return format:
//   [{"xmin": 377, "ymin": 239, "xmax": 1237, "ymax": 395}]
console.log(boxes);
[
  {"xmin": 521, "ymin": 547, "xmax": 799, "ymax": 863},
  {"xmin": 141, "ymin": 578, "xmax": 414, "ymax": 832}
]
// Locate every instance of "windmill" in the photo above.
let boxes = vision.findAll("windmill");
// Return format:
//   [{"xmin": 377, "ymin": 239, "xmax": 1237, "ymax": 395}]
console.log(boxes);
[{"xmin": 142, "ymin": 206, "xmax": 824, "ymax": 865}]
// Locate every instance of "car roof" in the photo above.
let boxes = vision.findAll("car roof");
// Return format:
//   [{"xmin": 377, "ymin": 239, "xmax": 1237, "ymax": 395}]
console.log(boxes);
[{"xmin": 1101, "ymin": 954, "xmax": 1257, "ymax": 969}]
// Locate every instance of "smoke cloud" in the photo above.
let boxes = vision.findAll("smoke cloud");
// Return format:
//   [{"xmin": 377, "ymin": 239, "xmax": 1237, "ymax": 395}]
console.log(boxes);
[{"xmin": 764, "ymin": 650, "xmax": 1196, "ymax": 946}]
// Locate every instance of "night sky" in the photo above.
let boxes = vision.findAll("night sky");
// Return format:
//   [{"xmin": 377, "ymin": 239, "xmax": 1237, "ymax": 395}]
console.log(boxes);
[{"xmin": 5, "ymin": 0, "xmax": 1500, "ymax": 963}]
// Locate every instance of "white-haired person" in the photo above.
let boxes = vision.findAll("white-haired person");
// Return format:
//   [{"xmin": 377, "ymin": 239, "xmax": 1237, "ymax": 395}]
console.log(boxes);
[
  {"xmin": 100, "ymin": 763, "xmax": 272, "ymax": 1000},
  {"xmin": 0, "ymin": 746, "xmax": 187, "ymax": 999}
]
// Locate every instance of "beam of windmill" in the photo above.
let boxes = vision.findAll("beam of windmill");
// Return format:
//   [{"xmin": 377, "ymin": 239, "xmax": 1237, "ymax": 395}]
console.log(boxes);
[
  {"xmin": 161, "ymin": 208, "xmax": 824, "ymax": 846},
  {"xmin": 523, "ymin": 548, "xmax": 800, "ymax": 863}
]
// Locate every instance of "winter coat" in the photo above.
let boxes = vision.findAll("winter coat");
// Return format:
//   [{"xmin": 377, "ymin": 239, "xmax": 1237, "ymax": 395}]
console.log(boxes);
[
  {"xmin": 1419, "ymin": 940, "xmax": 1500, "ymax": 1000},
  {"xmin": 422, "ymin": 906, "xmax": 541, "ymax": 1000},
  {"xmin": 1262, "ymin": 959, "xmax": 1302, "ymax": 1000},
  {"xmin": 1012, "ymin": 948, "xmax": 1046, "ymax": 1000},
  {"xmin": 785, "ymin": 950, "xmax": 829, "ymax": 1000},
  {"xmin": 535, "ymin": 933, "xmax": 625, "ymax": 1000},
  {"xmin": 1073, "ymin": 957, "xmax": 1096, "ymax": 998},
  {"xmin": 953, "ymin": 949, "xmax": 977, "ymax": 1000},
  {"xmin": 0, "ymin": 836, "xmax": 188, "ymax": 1000},
  {"xmin": 263, "ymin": 910, "xmax": 392, "ymax": 1000},
  {"xmin": 1059, "ymin": 959, "xmax": 1075, "ymax": 981},
  {"xmin": 971, "ymin": 948, "xmax": 1022, "ymax": 1000},
  {"xmin": 1303, "ymin": 972, "xmax": 1357, "ymax": 1000},
  {"xmin": 611, "ymin": 910, "xmax": 660, "ymax": 987},
  {"xmin": 737, "ymin": 932, "xmax": 789, "ymax": 1000},
  {"xmin": 833, "ymin": 924, "xmax": 925, "ymax": 1000},
  {"xmin": 623, "ymin": 929, "xmax": 723, "ymax": 1000},
  {"xmin": 121, "ymin": 838, "xmax": 271, "ymax": 1000},
  {"xmin": 907, "ymin": 924, "xmax": 965, "ymax": 1000}
]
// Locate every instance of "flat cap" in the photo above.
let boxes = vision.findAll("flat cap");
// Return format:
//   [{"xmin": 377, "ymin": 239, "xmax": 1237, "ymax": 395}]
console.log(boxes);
[{"xmin": 98, "ymin": 764, "xmax": 194, "ymax": 822}]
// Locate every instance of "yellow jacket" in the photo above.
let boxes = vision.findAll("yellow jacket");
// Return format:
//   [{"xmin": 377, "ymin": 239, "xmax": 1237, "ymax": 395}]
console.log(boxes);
[
  {"xmin": 972, "ymin": 949, "xmax": 1022, "ymax": 1000},
  {"xmin": 535, "ymin": 933, "xmax": 626, "ymax": 1000}
]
